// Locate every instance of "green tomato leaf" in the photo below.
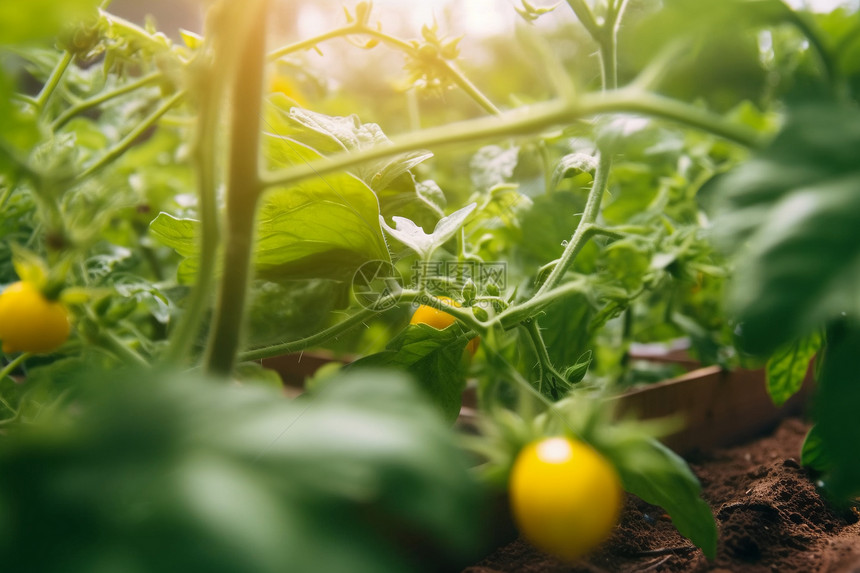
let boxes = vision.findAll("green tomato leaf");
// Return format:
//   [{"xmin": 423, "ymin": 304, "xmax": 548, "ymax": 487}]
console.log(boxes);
[
  {"xmin": 709, "ymin": 102, "xmax": 860, "ymax": 355},
  {"xmin": 256, "ymin": 174, "xmax": 389, "ymax": 281},
  {"xmin": 538, "ymin": 293, "xmax": 594, "ymax": 374},
  {"xmin": 264, "ymin": 104, "xmax": 440, "ymax": 235},
  {"xmin": 233, "ymin": 361, "xmax": 285, "ymax": 393},
  {"xmin": 245, "ymin": 279, "xmax": 346, "ymax": 347},
  {"xmin": 348, "ymin": 323, "xmax": 469, "ymax": 423},
  {"xmin": 765, "ymin": 331, "xmax": 820, "ymax": 406},
  {"xmin": 608, "ymin": 437, "xmax": 718, "ymax": 559},
  {"xmin": 148, "ymin": 213, "xmax": 197, "ymax": 258},
  {"xmin": 550, "ymin": 152, "xmax": 597, "ymax": 192},
  {"xmin": 150, "ymin": 168, "xmax": 389, "ymax": 284},
  {"xmin": 274, "ymin": 107, "xmax": 433, "ymax": 192},
  {"xmin": 0, "ymin": 0, "xmax": 98, "ymax": 45},
  {"xmin": 470, "ymin": 145, "xmax": 520, "ymax": 191}
]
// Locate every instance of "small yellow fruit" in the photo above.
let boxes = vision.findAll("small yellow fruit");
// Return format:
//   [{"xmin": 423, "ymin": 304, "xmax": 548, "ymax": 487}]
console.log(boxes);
[
  {"xmin": 509, "ymin": 436, "xmax": 622, "ymax": 562},
  {"xmin": 410, "ymin": 296, "xmax": 479, "ymax": 355},
  {"xmin": 268, "ymin": 75, "xmax": 306, "ymax": 107},
  {"xmin": 0, "ymin": 281, "xmax": 71, "ymax": 354}
]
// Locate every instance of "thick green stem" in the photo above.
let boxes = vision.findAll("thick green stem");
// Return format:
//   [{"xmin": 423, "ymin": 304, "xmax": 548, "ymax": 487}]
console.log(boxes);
[
  {"xmin": 495, "ymin": 279, "xmax": 588, "ymax": 329},
  {"xmin": 204, "ymin": 0, "xmax": 268, "ymax": 377},
  {"xmin": 204, "ymin": 209, "xmax": 257, "ymax": 375},
  {"xmin": 522, "ymin": 0, "xmax": 632, "ymax": 396},
  {"xmin": 588, "ymin": 89, "xmax": 764, "ymax": 146},
  {"xmin": 263, "ymin": 99, "xmax": 569, "ymax": 189},
  {"xmin": 36, "ymin": 51, "xmax": 73, "ymax": 111},
  {"xmin": 261, "ymin": 92, "xmax": 761, "ymax": 192},
  {"xmin": 162, "ymin": 79, "xmax": 220, "ymax": 366},
  {"xmin": 53, "ymin": 72, "xmax": 163, "ymax": 130},
  {"xmin": 75, "ymin": 91, "xmax": 184, "ymax": 182}
]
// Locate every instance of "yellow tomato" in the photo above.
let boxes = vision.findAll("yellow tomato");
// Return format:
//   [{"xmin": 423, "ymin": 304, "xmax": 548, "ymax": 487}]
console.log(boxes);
[
  {"xmin": 410, "ymin": 296, "xmax": 479, "ymax": 355},
  {"xmin": 0, "ymin": 281, "xmax": 71, "ymax": 354},
  {"xmin": 269, "ymin": 75, "xmax": 307, "ymax": 107},
  {"xmin": 509, "ymin": 436, "xmax": 622, "ymax": 562}
]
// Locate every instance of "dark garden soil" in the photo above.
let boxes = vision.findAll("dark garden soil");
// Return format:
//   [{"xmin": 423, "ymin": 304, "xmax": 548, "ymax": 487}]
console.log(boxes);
[{"xmin": 463, "ymin": 418, "xmax": 860, "ymax": 573}]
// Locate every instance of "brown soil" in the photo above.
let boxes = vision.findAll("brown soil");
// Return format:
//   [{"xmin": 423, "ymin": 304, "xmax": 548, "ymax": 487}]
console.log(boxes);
[{"xmin": 463, "ymin": 418, "xmax": 860, "ymax": 573}]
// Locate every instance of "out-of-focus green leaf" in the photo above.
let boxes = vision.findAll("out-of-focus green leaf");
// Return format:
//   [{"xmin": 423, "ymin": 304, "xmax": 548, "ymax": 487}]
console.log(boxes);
[
  {"xmin": 765, "ymin": 331, "xmax": 820, "ymax": 406},
  {"xmin": 256, "ymin": 176, "xmax": 389, "ymax": 280},
  {"xmin": 269, "ymin": 105, "xmax": 434, "ymax": 193},
  {"xmin": 811, "ymin": 323, "xmax": 860, "ymax": 499},
  {"xmin": 470, "ymin": 145, "xmax": 520, "ymax": 191},
  {"xmin": 245, "ymin": 279, "xmax": 347, "ymax": 347},
  {"xmin": 233, "ymin": 361, "xmax": 285, "ymax": 392},
  {"xmin": 607, "ymin": 437, "xmax": 718, "ymax": 559},
  {"xmin": 264, "ymin": 103, "xmax": 441, "ymax": 235},
  {"xmin": 0, "ymin": 0, "xmax": 99, "ymax": 45},
  {"xmin": 602, "ymin": 239, "xmax": 652, "ymax": 292},
  {"xmin": 550, "ymin": 152, "xmax": 597, "ymax": 192},
  {"xmin": 625, "ymin": 0, "xmax": 784, "ymax": 110},
  {"xmin": 0, "ymin": 367, "xmax": 488, "ymax": 573},
  {"xmin": 516, "ymin": 189, "xmax": 587, "ymax": 266},
  {"xmin": 148, "ymin": 213, "xmax": 199, "ymax": 281},
  {"xmin": 348, "ymin": 323, "xmax": 469, "ymax": 423},
  {"xmin": 800, "ymin": 424, "xmax": 830, "ymax": 473},
  {"xmin": 539, "ymin": 293, "xmax": 594, "ymax": 374},
  {"xmin": 709, "ymin": 102, "xmax": 860, "ymax": 355}
]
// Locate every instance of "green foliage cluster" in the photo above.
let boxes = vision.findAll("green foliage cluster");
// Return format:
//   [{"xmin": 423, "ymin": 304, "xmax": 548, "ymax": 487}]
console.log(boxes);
[{"xmin": 1, "ymin": 0, "xmax": 859, "ymax": 569}]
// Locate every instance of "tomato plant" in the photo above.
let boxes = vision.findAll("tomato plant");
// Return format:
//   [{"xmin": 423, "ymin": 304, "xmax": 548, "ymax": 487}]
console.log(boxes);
[{"xmin": 1, "ymin": 0, "xmax": 859, "ymax": 570}]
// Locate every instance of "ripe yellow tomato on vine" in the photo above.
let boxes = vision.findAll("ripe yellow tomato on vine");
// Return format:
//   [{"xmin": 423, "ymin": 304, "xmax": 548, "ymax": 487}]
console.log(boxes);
[
  {"xmin": 508, "ymin": 436, "xmax": 622, "ymax": 562},
  {"xmin": 0, "ymin": 281, "xmax": 71, "ymax": 354},
  {"xmin": 410, "ymin": 296, "xmax": 479, "ymax": 355}
]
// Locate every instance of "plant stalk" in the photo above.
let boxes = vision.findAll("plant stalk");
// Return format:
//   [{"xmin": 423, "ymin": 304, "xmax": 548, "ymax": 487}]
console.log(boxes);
[
  {"xmin": 536, "ymin": 155, "xmax": 611, "ymax": 295},
  {"xmin": 52, "ymin": 72, "xmax": 164, "ymax": 130},
  {"xmin": 261, "ymin": 91, "xmax": 762, "ymax": 192},
  {"xmin": 162, "ymin": 80, "xmax": 220, "ymax": 366},
  {"xmin": 35, "ymin": 52, "xmax": 73, "ymax": 111},
  {"xmin": 204, "ymin": 0, "xmax": 268, "ymax": 377}
]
